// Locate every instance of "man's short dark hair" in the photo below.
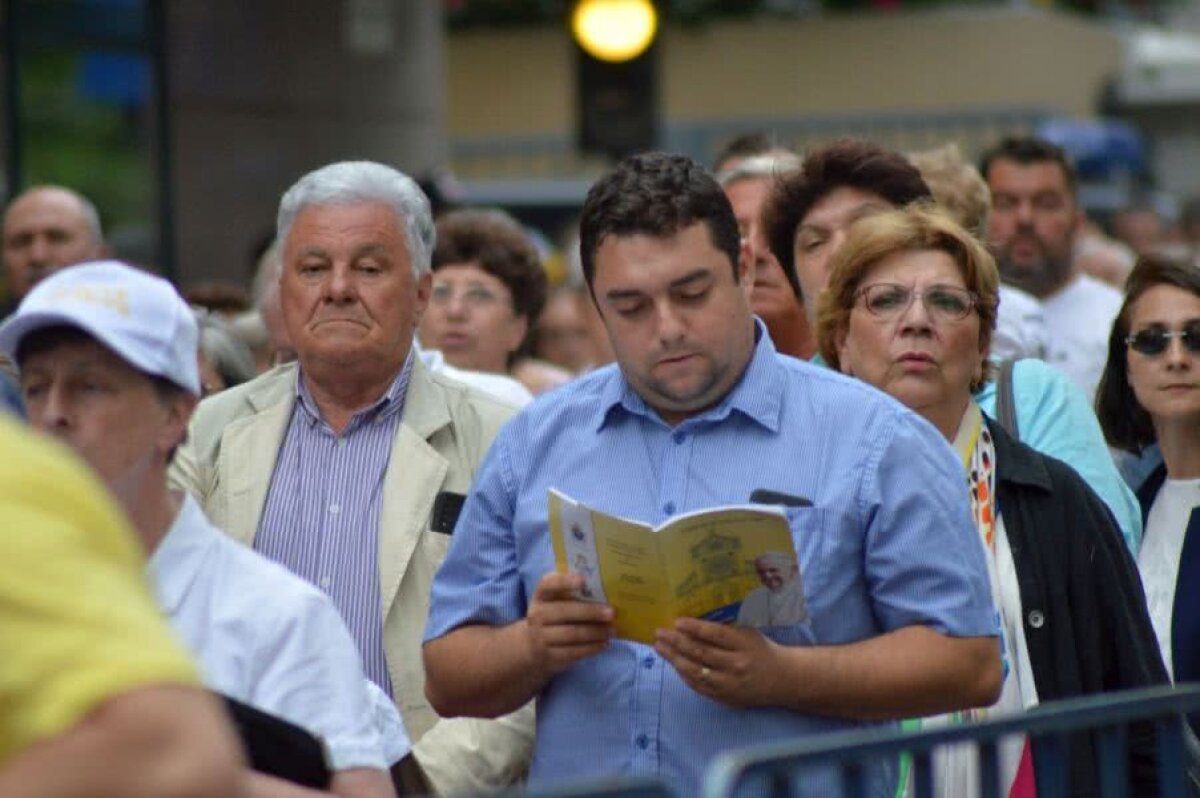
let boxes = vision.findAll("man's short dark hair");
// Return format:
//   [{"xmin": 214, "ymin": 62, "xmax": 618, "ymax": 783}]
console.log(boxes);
[
  {"xmin": 762, "ymin": 139, "xmax": 932, "ymax": 298},
  {"xmin": 578, "ymin": 152, "xmax": 741, "ymax": 291},
  {"xmin": 978, "ymin": 135, "xmax": 1078, "ymax": 197}
]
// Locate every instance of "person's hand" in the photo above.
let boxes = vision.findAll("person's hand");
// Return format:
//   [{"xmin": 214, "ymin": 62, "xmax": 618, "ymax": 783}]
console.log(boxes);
[
  {"xmin": 525, "ymin": 571, "xmax": 614, "ymax": 682},
  {"xmin": 654, "ymin": 618, "xmax": 784, "ymax": 707}
]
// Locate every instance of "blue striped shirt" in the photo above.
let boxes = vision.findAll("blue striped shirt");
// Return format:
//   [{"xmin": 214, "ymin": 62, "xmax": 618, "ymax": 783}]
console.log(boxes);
[
  {"xmin": 426, "ymin": 323, "xmax": 998, "ymax": 796},
  {"xmin": 256, "ymin": 355, "xmax": 413, "ymax": 695}
]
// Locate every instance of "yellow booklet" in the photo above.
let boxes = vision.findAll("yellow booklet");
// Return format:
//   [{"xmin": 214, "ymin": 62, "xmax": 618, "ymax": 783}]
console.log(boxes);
[{"xmin": 548, "ymin": 489, "xmax": 803, "ymax": 644}]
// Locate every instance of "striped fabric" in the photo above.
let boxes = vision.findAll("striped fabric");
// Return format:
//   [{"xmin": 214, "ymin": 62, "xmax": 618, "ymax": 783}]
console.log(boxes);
[{"xmin": 255, "ymin": 354, "xmax": 413, "ymax": 695}]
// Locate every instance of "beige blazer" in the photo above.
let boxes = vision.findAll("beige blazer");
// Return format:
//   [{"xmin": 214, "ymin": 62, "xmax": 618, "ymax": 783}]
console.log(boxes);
[{"xmin": 170, "ymin": 357, "xmax": 534, "ymax": 795}]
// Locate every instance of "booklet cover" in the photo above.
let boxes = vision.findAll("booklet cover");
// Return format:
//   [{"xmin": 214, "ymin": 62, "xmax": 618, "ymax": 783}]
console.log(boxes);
[{"xmin": 548, "ymin": 489, "xmax": 804, "ymax": 644}]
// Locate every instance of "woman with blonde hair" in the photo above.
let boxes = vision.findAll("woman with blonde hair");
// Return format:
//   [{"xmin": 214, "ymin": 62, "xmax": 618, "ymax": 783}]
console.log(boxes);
[{"xmin": 818, "ymin": 203, "xmax": 1166, "ymax": 795}]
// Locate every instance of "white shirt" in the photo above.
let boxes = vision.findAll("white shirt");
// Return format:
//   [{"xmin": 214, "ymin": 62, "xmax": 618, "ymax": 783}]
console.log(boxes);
[
  {"xmin": 922, "ymin": 517, "xmax": 1038, "ymax": 798},
  {"xmin": 1139, "ymin": 477, "xmax": 1199, "ymax": 680},
  {"xmin": 417, "ymin": 345, "xmax": 534, "ymax": 407},
  {"xmin": 993, "ymin": 285, "xmax": 1048, "ymax": 361},
  {"xmin": 148, "ymin": 494, "xmax": 411, "ymax": 769},
  {"xmin": 1039, "ymin": 274, "xmax": 1123, "ymax": 401}
]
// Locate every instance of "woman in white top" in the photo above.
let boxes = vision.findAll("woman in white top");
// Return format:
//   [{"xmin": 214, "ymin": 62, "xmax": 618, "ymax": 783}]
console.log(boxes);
[{"xmin": 1097, "ymin": 255, "xmax": 1200, "ymax": 710}]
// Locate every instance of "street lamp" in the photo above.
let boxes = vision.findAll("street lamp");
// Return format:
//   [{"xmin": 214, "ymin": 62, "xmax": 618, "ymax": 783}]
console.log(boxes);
[
  {"xmin": 571, "ymin": 0, "xmax": 660, "ymax": 159},
  {"xmin": 571, "ymin": 0, "xmax": 658, "ymax": 63}
]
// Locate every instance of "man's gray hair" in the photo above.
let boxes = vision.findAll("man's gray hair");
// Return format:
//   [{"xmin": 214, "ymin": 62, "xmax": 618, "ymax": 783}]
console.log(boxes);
[
  {"xmin": 194, "ymin": 308, "xmax": 257, "ymax": 390},
  {"xmin": 276, "ymin": 161, "xmax": 435, "ymax": 277},
  {"xmin": 716, "ymin": 152, "xmax": 802, "ymax": 189}
]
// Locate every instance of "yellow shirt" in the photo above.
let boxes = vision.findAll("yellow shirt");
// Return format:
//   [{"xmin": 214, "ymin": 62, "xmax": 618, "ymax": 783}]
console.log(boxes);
[{"xmin": 0, "ymin": 416, "xmax": 197, "ymax": 761}]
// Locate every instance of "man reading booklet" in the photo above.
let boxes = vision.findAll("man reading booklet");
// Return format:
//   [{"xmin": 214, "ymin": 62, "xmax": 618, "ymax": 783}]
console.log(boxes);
[{"xmin": 422, "ymin": 153, "xmax": 1001, "ymax": 796}]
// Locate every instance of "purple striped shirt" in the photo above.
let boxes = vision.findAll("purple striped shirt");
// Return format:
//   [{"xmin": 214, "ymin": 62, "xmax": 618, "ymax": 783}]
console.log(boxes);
[{"xmin": 255, "ymin": 354, "xmax": 413, "ymax": 695}]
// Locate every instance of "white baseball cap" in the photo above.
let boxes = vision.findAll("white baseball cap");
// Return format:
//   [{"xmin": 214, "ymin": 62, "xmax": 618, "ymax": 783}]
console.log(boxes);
[{"xmin": 0, "ymin": 260, "xmax": 201, "ymax": 395}]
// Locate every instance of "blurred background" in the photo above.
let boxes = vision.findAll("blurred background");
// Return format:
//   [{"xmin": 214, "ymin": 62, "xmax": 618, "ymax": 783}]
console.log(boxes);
[{"xmin": 2, "ymin": 0, "xmax": 1198, "ymax": 295}]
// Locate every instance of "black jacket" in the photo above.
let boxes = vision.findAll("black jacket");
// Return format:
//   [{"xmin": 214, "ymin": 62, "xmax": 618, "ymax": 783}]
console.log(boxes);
[{"xmin": 989, "ymin": 417, "xmax": 1169, "ymax": 796}]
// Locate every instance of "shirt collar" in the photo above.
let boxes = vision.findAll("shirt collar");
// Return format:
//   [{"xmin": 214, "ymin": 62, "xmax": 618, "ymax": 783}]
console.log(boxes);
[
  {"xmin": 294, "ymin": 350, "xmax": 414, "ymax": 430},
  {"xmin": 147, "ymin": 493, "xmax": 214, "ymax": 615},
  {"xmin": 595, "ymin": 318, "xmax": 784, "ymax": 434}
]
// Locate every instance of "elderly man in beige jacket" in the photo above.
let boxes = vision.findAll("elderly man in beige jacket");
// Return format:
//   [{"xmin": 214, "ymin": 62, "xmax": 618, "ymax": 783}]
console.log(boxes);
[{"xmin": 171, "ymin": 161, "xmax": 532, "ymax": 795}]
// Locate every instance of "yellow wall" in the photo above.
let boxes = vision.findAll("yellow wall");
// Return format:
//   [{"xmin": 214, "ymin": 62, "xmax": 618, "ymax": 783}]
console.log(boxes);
[{"xmin": 446, "ymin": 9, "xmax": 1121, "ymax": 140}]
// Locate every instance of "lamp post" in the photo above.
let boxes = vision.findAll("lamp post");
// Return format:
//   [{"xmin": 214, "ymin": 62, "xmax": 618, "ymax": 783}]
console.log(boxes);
[{"xmin": 571, "ymin": 0, "xmax": 660, "ymax": 160}]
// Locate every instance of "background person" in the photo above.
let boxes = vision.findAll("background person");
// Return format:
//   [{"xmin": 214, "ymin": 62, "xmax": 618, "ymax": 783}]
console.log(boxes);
[
  {"xmin": 816, "ymin": 204, "xmax": 1167, "ymax": 795},
  {"xmin": 2, "ymin": 185, "xmax": 106, "ymax": 313},
  {"xmin": 171, "ymin": 161, "xmax": 533, "ymax": 796},
  {"xmin": 981, "ymin": 135, "xmax": 1122, "ymax": 401},
  {"xmin": 907, "ymin": 142, "xmax": 1048, "ymax": 361},
  {"xmin": 1096, "ymin": 255, "xmax": 1200, "ymax": 703},
  {"xmin": 717, "ymin": 151, "xmax": 815, "ymax": 360},
  {"xmin": 416, "ymin": 208, "xmax": 564, "ymax": 393},
  {"xmin": 762, "ymin": 137, "xmax": 1144, "ymax": 552},
  {"xmin": 531, "ymin": 285, "xmax": 597, "ymax": 374},
  {"xmin": 195, "ymin": 307, "xmax": 259, "ymax": 396}
]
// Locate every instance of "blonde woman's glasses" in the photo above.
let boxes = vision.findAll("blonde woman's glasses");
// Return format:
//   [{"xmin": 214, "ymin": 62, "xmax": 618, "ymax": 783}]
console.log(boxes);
[{"xmin": 854, "ymin": 283, "xmax": 977, "ymax": 322}]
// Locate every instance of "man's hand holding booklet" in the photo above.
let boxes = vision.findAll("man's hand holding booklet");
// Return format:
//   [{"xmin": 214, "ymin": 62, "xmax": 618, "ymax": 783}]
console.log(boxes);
[{"xmin": 547, "ymin": 489, "xmax": 805, "ymax": 644}]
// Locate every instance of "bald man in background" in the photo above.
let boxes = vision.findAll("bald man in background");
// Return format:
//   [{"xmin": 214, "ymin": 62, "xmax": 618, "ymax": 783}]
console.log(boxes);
[
  {"xmin": 3, "ymin": 186, "xmax": 106, "ymax": 312},
  {"xmin": 1, "ymin": 186, "xmax": 108, "ymax": 414}
]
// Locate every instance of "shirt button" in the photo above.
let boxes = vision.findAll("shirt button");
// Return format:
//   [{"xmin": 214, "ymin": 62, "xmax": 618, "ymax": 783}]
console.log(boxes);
[
  {"xmin": 319, "ymin": 576, "xmax": 331, "ymax": 589},
  {"xmin": 337, "ymin": 438, "xmax": 347, "ymax": 448},
  {"xmin": 329, "ymin": 504, "xmax": 340, "ymax": 515},
  {"xmin": 672, "ymin": 431, "xmax": 686, "ymax": 445},
  {"xmin": 636, "ymin": 734, "xmax": 649, "ymax": 750},
  {"xmin": 642, "ymin": 656, "xmax": 655, "ymax": 669},
  {"xmin": 1027, "ymin": 610, "xmax": 1045, "ymax": 629},
  {"xmin": 663, "ymin": 501, "xmax": 676, "ymax": 515}
]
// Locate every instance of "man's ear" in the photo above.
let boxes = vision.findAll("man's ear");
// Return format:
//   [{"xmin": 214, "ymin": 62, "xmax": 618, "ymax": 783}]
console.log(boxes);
[
  {"xmin": 160, "ymin": 391, "xmax": 198, "ymax": 458},
  {"xmin": 412, "ymin": 271, "xmax": 433, "ymax": 325},
  {"xmin": 736, "ymin": 239, "xmax": 754, "ymax": 301}
]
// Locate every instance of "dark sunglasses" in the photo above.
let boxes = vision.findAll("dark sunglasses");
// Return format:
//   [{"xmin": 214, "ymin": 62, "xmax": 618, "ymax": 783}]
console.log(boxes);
[{"xmin": 1125, "ymin": 320, "xmax": 1200, "ymax": 356}]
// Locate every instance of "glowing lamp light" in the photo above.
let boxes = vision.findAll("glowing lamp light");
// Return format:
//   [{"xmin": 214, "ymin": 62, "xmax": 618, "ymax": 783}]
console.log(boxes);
[{"xmin": 571, "ymin": 0, "xmax": 658, "ymax": 63}]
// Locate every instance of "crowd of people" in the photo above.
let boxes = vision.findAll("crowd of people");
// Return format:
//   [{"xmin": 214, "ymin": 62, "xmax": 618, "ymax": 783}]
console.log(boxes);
[{"xmin": 0, "ymin": 131, "xmax": 1196, "ymax": 797}]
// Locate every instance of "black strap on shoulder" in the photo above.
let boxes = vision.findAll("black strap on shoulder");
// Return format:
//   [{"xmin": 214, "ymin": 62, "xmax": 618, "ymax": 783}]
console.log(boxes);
[
  {"xmin": 995, "ymin": 357, "xmax": 1020, "ymax": 441},
  {"xmin": 221, "ymin": 694, "xmax": 332, "ymax": 789}
]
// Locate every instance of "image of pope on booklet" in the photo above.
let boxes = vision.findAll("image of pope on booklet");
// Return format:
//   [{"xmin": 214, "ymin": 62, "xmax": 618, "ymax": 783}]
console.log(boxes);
[{"xmin": 548, "ymin": 488, "xmax": 804, "ymax": 643}]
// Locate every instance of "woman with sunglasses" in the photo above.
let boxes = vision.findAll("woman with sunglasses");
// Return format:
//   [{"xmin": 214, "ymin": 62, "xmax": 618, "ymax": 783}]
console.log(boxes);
[
  {"xmin": 1097, "ymin": 255, "xmax": 1200, "ymax": 703},
  {"xmin": 818, "ymin": 205, "xmax": 1167, "ymax": 796}
]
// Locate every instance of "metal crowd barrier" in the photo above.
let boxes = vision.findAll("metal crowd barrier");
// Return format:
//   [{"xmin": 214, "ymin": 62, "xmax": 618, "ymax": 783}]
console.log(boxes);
[
  {"xmin": 482, "ymin": 776, "xmax": 676, "ymax": 798},
  {"xmin": 703, "ymin": 684, "xmax": 1200, "ymax": 798}
]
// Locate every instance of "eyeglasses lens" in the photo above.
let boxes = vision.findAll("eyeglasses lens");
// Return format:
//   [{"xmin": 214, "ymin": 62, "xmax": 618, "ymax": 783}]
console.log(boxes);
[
  {"xmin": 1127, "ymin": 321, "xmax": 1200, "ymax": 356},
  {"xmin": 860, "ymin": 284, "xmax": 974, "ymax": 321}
]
